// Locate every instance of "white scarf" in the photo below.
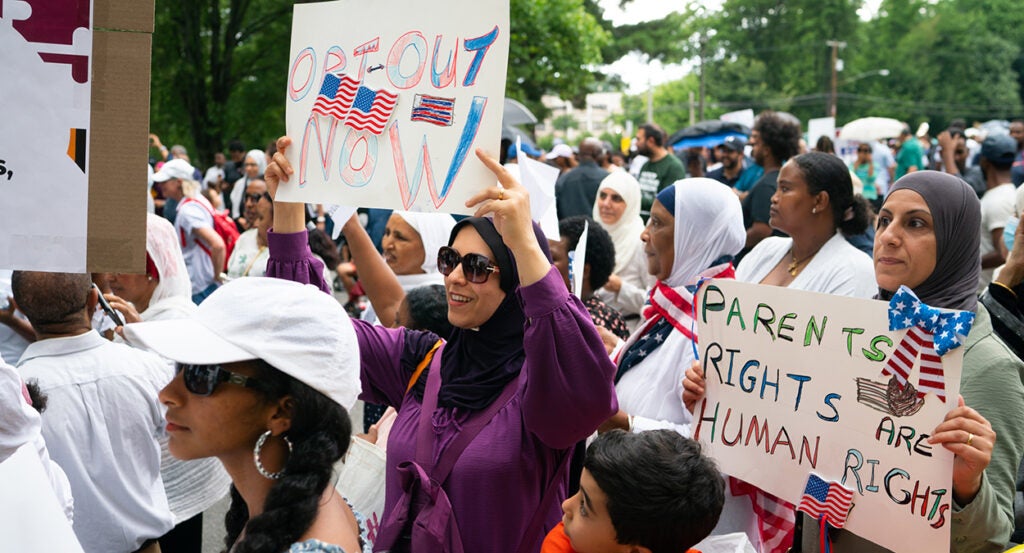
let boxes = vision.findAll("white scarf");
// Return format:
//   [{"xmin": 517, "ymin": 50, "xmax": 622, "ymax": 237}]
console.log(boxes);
[{"xmin": 592, "ymin": 172, "xmax": 646, "ymax": 275}]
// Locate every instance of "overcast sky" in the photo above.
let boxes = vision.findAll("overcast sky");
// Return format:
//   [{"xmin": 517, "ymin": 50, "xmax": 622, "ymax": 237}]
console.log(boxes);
[{"xmin": 598, "ymin": 0, "xmax": 883, "ymax": 94}]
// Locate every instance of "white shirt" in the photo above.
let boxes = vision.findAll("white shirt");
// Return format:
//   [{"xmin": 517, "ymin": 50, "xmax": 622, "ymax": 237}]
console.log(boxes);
[
  {"xmin": 979, "ymin": 183, "xmax": 1016, "ymax": 291},
  {"xmin": 18, "ymin": 331, "xmax": 173, "ymax": 553},
  {"xmin": 595, "ymin": 244, "xmax": 654, "ymax": 321},
  {"xmin": 226, "ymin": 228, "xmax": 268, "ymax": 279},
  {"xmin": 736, "ymin": 232, "xmax": 877, "ymax": 299},
  {"xmin": 174, "ymin": 196, "xmax": 218, "ymax": 294},
  {"xmin": 0, "ymin": 270, "xmax": 30, "ymax": 364}
]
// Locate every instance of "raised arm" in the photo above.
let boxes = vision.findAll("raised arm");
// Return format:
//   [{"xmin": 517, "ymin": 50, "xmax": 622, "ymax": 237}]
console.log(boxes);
[{"xmin": 340, "ymin": 215, "xmax": 405, "ymax": 327}]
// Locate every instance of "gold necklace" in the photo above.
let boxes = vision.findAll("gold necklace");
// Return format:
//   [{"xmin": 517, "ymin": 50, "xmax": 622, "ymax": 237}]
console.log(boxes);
[{"xmin": 787, "ymin": 249, "xmax": 817, "ymax": 276}]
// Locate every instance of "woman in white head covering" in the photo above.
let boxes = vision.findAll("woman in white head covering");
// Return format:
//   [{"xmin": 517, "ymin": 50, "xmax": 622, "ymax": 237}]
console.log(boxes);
[
  {"xmin": 592, "ymin": 172, "xmax": 655, "ymax": 321},
  {"xmin": 106, "ymin": 213, "xmax": 232, "ymax": 548},
  {"xmin": 357, "ymin": 211, "xmax": 456, "ymax": 325},
  {"xmin": 600, "ymin": 178, "xmax": 762, "ymax": 547},
  {"xmin": 106, "ymin": 214, "xmax": 197, "ymax": 324},
  {"xmin": 229, "ymin": 149, "xmax": 266, "ymax": 220}
]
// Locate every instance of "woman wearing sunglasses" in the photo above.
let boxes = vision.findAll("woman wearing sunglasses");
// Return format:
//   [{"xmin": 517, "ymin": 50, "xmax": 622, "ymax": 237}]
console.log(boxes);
[
  {"xmin": 263, "ymin": 137, "xmax": 618, "ymax": 552},
  {"xmin": 124, "ymin": 277, "xmax": 370, "ymax": 553}
]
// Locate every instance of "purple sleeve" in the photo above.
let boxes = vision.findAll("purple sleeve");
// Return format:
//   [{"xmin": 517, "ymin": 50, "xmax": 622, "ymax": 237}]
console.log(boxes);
[
  {"xmin": 520, "ymin": 267, "xmax": 618, "ymax": 449},
  {"xmin": 353, "ymin": 318, "xmax": 439, "ymax": 409},
  {"xmin": 266, "ymin": 229, "xmax": 329, "ymax": 293}
]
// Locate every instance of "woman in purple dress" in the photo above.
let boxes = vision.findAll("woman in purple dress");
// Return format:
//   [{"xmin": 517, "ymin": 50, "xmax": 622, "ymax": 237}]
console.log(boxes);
[{"xmin": 263, "ymin": 137, "xmax": 618, "ymax": 552}]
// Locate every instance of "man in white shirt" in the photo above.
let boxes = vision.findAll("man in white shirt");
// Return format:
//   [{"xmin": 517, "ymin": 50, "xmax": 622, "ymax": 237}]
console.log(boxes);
[
  {"xmin": 13, "ymin": 271, "xmax": 173, "ymax": 553},
  {"xmin": 977, "ymin": 134, "xmax": 1018, "ymax": 291},
  {"xmin": 153, "ymin": 159, "xmax": 226, "ymax": 304}
]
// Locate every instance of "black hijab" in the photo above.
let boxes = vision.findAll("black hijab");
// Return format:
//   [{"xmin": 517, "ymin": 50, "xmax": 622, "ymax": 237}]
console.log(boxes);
[
  {"xmin": 437, "ymin": 217, "xmax": 551, "ymax": 410},
  {"xmin": 879, "ymin": 171, "xmax": 981, "ymax": 311}
]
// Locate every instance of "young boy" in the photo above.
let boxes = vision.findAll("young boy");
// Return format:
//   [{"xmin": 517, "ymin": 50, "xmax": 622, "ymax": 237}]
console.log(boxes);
[{"xmin": 544, "ymin": 429, "xmax": 725, "ymax": 553}]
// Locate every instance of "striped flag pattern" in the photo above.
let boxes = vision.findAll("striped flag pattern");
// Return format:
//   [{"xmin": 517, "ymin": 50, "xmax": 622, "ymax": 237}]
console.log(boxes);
[
  {"xmin": 881, "ymin": 325, "xmax": 946, "ymax": 400},
  {"xmin": 729, "ymin": 478, "xmax": 795, "ymax": 553},
  {"xmin": 345, "ymin": 85, "xmax": 399, "ymax": 135},
  {"xmin": 797, "ymin": 474, "xmax": 855, "ymax": 529},
  {"xmin": 312, "ymin": 73, "xmax": 359, "ymax": 120},
  {"xmin": 411, "ymin": 94, "xmax": 455, "ymax": 126}
]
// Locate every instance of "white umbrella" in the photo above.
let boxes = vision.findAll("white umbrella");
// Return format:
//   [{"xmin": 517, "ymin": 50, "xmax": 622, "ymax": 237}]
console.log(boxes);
[{"xmin": 838, "ymin": 117, "xmax": 904, "ymax": 142}]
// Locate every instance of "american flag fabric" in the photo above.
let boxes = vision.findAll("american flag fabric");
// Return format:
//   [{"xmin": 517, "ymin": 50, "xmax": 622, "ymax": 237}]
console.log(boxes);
[
  {"xmin": 797, "ymin": 474, "xmax": 855, "ymax": 529},
  {"xmin": 729, "ymin": 478, "xmax": 795, "ymax": 553},
  {"xmin": 312, "ymin": 73, "xmax": 360, "ymax": 120},
  {"xmin": 411, "ymin": 94, "xmax": 455, "ymax": 126},
  {"xmin": 880, "ymin": 285, "xmax": 975, "ymax": 401}
]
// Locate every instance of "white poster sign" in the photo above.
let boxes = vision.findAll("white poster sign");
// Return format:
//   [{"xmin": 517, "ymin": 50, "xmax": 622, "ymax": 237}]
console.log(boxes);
[
  {"xmin": 808, "ymin": 117, "xmax": 837, "ymax": 147},
  {"xmin": 720, "ymin": 109, "xmax": 755, "ymax": 130},
  {"xmin": 695, "ymin": 280, "xmax": 965, "ymax": 552},
  {"xmin": 0, "ymin": 1, "xmax": 93, "ymax": 271},
  {"xmin": 282, "ymin": 0, "xmax": 510, "ymax": 215},
  {"xmin": 0, "ymin": 446, "xmax": 84, "ymax": 552}
]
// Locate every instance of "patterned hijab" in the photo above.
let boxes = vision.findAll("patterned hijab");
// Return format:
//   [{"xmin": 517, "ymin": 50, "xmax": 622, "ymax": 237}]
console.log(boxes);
[{"xmin": 879, "ymin": 171, "xmax": 980, "ymax": 311}]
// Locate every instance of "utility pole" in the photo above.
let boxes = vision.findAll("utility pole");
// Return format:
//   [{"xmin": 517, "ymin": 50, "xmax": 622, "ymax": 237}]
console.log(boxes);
[
  {"xmin": 698, "ymin": 31, "xmax": 708, "ymax": 121},
  {"xmin": 688, "ymin": 91, "xmax": 695, "ymax": 126},
  {"xmin": 827, "ymin": 39, "xmax": 846, "ymax": 118}
]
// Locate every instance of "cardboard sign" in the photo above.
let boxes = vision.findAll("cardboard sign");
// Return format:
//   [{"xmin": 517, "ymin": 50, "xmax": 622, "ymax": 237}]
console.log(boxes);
[
  {"xmin": 0, "ymin": 0, "xmax": 151, "ymax": 272},
  {"xmin": 282, "ymin": 0, "xmax": 510, "ymax": 215},
  {"xmin": 695, "ymin": 280, "xmax": 962, "ymax": 552}
]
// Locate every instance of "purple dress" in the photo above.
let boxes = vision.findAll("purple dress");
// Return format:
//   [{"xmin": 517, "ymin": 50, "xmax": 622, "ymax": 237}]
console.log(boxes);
[{"xmin": 267, "ymin": 230, "xmax": 618, "ymax": 552}]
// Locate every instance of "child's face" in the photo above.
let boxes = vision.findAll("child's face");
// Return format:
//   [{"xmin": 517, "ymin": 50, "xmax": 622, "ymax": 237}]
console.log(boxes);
[{"xmin": 561, "ymin": 469, "xmax": 631, "ymax": 553}]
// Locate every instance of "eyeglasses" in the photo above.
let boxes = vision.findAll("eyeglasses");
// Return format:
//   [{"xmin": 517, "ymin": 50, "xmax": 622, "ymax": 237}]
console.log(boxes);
[
  {"xmin": 437, "ymin": 246, "xmax": 499, "ymax": 284},
  {"xmin": 176, "ymin": 363, "xmax": 264, "ymax": 396},
  {"xmin": 244, "ymin": 162, "xmax": 259, "ymax": 167},
  {"xmin": 244, "ymin": 192, "xmax": 271, "ymax": 203},
  {"xmin": 857, "ymin": 148, "xmax": 871, "ymax": 153}
]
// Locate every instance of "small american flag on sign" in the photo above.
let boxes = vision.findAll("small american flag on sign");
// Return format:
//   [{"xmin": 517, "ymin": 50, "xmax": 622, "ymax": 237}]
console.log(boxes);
[
  {"xmin": 345, "ymin": 85, "xmax": 399, "ymax": 135},
  {"xmin": 797, "ymin": 474, "xmax": 855, "ymax": 529},
  {"xmin": 312, "ymin": 73, "xmax": 359, "ymax": 121},
  {"xmin": 411, "ymin": 94, "xmax": 455, "ymax": 126}
]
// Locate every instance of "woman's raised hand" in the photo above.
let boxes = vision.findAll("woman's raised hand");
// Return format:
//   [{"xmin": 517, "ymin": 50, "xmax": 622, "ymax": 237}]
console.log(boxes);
[
  {"xmin": 466, "ymin": 149, "xmax": 534, "ymax": 250},
  {"xmin": 263, "ymin": 136, "xmax": 306, "ymax": 234},
  {"xmin": 682, "ymin": 361, "xmax": 706, "ymax": 414}
]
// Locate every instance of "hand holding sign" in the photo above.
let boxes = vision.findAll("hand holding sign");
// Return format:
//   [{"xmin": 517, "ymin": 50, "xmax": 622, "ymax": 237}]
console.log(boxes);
[
  {"xmin": 928, "ymin": 396, "xmax": 995, "ymax": 506},
  {"xmin": 265, "ymin": 136, "xmax": 308, "ymax": 235},
  {"xmin": 467, "ymin": 149, "xmax": 549, "ymax": 287}
]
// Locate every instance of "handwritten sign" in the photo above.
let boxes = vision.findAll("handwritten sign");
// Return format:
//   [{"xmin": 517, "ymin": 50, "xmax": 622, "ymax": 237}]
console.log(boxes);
[
  {"xmin": 0, "ymin": 0, "xmax": 92, "ymax": 270},
  {"xmin": 695, "ymin": 280, "xmax": 962, "ymax": 552},
  {"xmin": 0, "ymin": 446, "xmax": 84, "ymax": 552},
  {"xmin": 281, "ymin": 0, "xmax": 510, "ymax": 215}
]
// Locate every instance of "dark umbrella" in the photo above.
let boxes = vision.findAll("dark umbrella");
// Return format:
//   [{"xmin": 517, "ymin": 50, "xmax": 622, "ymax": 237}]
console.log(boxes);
[
  {"xmin": 667, "ymin": 120, "xmax": 751, "ymax": 150},
  {"xmin": 501, "ymin": 125, "xmax": 538, "ymax": 149},
  {"xmin": 502, "ymin": 98, "xmax": 538, "ymax": 127}
]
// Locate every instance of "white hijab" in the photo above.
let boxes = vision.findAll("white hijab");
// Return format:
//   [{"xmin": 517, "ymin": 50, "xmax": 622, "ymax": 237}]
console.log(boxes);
[
  {"xmin": 142, "ymin": 213, "xmax": 197, "ymax": 321},
  {"xmin": 230, "ymin": 150, "xmax": 267, "ymax": 218},
  {"xmin": 392, "ymin": 211, "xmax": 457, "ymax": 275},
  {"xmin": 663, "ymin": 178, "xmax": 746, "ymax": 288},
  {"xmin": 593, "ymin": 171, "xmax": 646, "ymax": 275}
]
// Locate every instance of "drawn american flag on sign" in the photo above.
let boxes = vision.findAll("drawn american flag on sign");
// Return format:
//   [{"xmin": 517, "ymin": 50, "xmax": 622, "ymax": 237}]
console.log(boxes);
[
  {"xmin": 312, "ymin": 73, "xmax": 359, "ymax": 121},
  {"xmin": 345, "ymin": 85, "xmax": 399, "ymax": 135},
  {"xmin": 411, "ymin": 94, "xmax": 455, "ymax": 126},
  {"xmin": 797, "ymin": 473, "xmax": 855, "ymax": 529}
]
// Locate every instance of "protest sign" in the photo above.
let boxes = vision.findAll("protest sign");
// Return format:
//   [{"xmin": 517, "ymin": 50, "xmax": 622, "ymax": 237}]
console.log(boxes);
[
  {"xmin": 0, "ymin": 0, "xmax": 151, "ymax": 272},
  {"xmin": 695, "ymin": 280, "xmax": 966, "ymax": 552},
  {"xmin": 0, "ymin": 446, "xmax": 84, "ymax": 552},
  {"xmin": 282, "ymin": 0, "xmax": 510, "ymax": 215}
]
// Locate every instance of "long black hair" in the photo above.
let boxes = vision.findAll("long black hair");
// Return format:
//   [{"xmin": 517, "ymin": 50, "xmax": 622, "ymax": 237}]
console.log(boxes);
[
  {"xmin": 223, "ymin": 360, "xmax": 352, "ymax": 553},
  {"xmin": 791, "ymin": 151, "xmax": 870, "ymax": 235}
]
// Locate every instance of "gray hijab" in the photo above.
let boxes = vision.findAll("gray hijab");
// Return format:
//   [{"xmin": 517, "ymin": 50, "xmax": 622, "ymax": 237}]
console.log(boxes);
[{"xmin": 880, "ymin": 171, "xmax": 980, "ymax": 311}]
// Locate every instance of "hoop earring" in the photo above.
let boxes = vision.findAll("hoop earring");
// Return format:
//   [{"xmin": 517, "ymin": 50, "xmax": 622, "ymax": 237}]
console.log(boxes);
[{"xmin": 253, "ymin": 430, "xmax": 292, "ymax": 480}]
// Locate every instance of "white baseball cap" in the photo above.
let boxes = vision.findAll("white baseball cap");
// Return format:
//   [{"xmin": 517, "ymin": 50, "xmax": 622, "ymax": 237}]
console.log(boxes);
[
  {"xmin": 545, "ymin": 143, "xmax": 575, "ymax": 160},
  {"xmin": 152, "ymin": 158, "xmax": 196, "ymax": 182},
  {"xmin": 124, "ymin": 277, "xmax": 360, "ymax": 410}
]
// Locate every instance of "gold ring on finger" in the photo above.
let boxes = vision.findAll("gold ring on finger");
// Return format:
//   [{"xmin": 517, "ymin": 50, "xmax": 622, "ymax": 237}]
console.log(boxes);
[{"xmin": 966, "ymin": 432, "xmax": 974, "ymax": 447}]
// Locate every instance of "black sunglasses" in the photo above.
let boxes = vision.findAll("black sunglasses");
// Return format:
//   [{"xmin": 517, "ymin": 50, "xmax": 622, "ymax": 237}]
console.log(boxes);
[
  {"xmin": 437, "ymin": 246, "xmax": 499, "ymax": 284},
  {"xmin": 245, "ymin": 192, "xmax": 271, "ymax": 203},
  {"xmin": 176, "ymin": 363, "xmax": 264, "ymax": 396}
]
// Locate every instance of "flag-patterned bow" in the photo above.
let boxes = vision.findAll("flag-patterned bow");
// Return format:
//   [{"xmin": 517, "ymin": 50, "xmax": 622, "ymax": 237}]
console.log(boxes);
[{"xmin": 881, "ymin": 286, "xmax": 975, "ymax": 401}]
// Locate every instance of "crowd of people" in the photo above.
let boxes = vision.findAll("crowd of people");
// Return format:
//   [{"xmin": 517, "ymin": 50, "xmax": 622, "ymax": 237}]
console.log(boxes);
[{"xmin": 2, "ymin": 111, "xmax": 1024, "ymax": 553}]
